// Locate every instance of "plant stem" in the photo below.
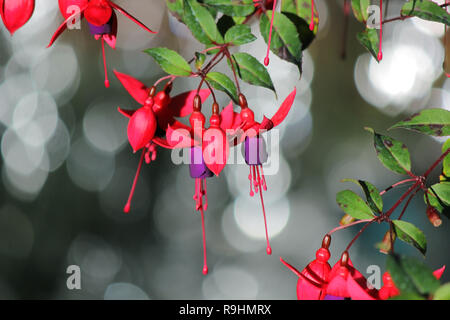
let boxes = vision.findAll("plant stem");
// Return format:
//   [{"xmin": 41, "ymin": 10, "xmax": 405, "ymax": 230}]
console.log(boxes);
[
  {"xmin": 383, "ymin": 3, "xmax": 450, "ymax": 25},
  {"xmin": 223, "ymin": 48, "xmax": 241, "ymax": 95},
  {"xmin": 327, "ymin": 219, "xmax": 373, "ymax": 235},
  {"xmin": 385, "ymin": 181, "xmax": 421, "ymax": 217},
  {"xmin": 397, "ymin": 187, "xmax": 420, "ymax": 220},
  {"xmin": 345, "ymin": 219, "xmax": 377, "ymax": 251},
  {"xmin": 380, "ymin": 178, "xmax": 417, "ymax": 195},
  {"xmin": 424, "ymin": 147, "xmax": 450, "ymax": 178}
]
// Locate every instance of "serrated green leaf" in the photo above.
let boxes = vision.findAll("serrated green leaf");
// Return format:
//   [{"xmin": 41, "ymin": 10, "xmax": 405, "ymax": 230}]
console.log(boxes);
[
  {"xmin": 393, "ymin": 220, "xmax": 427, "ymax": 255},
  {"xmin": 365, "ymin": 127, "xmax": 412, "ymax": 175},
  {"xmin": 357, "ymin": 28, "xmax": 380, "ymax": 62},
  {"xmin": 229, "ymin": 52, "xmax": 275, "ymax": 92},
  {"xmin": 434, "ymin": 283, "xmax": 450, "ymax": 300},
  {"xmin": 401, "ymin": 0, "xmax": 450, "ymax": 25},
  {"xmin": 260, "ymin": 11, "xmax": 303, "ymax": 72},
  {"xmin": 202, "ymin": 0, "xmax": 255, "ymax": 17},
  {"xmin": 342, "ymin": 179, "xmax": 383, "ymax": 213},
  {"xmin": 225, "ymin": 24, "xmax": 256, "ymax": 45},
  {"xmin": 336, "ymin": 190, "xmax": 376, "ymax": 220},
  {"xmin": 206, "ymin": 72, "xmax": 238, "ymax": 103},
  {"xmin": 390, "ymin": 109, "xmax": 450, "ymax": 137},
  {"xmin": 281, "ymin": 0, "xmax": 319, "ymax": 34},
  {"xmin": 184, "ymin": 0, "xmax": 224, "ymax": 45},
  {"xmin": 144, "ymin": 48, "xmax": 192, "ymax": 76},
  {"xmin": 351, "ymin": 0, "xmax": 370, "ymax": 22}
]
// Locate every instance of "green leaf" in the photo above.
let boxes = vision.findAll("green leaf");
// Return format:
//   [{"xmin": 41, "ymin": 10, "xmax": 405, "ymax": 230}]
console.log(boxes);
[
  {"xmin": 442, "ymin": 139, "xmax": 450, "ymax": 178},
  {"xmin": 342, "ymin": 179, "xmax": 383, "ymax": 213},
  {"xmin": 281, "ymin": 0, "xmax": 319, "ymax": 34},
  {"xmin": 401, "ymin": 0, "xmax": 450, "ymax": 26},
  {"xmin": 217, "ymin": 14, "xmax": 235, "ymax": 36},
  {"xmin": 365, "ymin": 127, "xmax": 412, "ymax": 175},
  {"xmin": 195, "ymin": 52, "xmax": 206, "ymax": 70},
  {"xmin": 392, "ymin": 220, "xmax": 427, "ymax": 255},
  {"xmin": 144, "ymin": 48, "xmax": 192, "ymax": 76},
  {"xmin": 357, "ymin": 28, "xmax": 380, "ymax": 62},
  {"xmin": 336, "ymin": 190, "xmax": 376, "ymax": 220},
  {"xmin": 166, "ymin": 0, "xmax": 184, "ymax": 21},
  {"xmin": 202, "ymin": 0, "xmax": 255, "ymax": 17},
  {"xmin": 206, "ymin": 72, "xmax": 239, "ymax": 103},
  {"xmin": 351, "ymin": 0, "xmax": 370, "ymax": 22},
  {"xmin": 425, "ymin": 182, "xmax": 450, "ymax": 219},
  {"xmin": 390, "ymin": 292, "xmax": 425, "ymax": 300},
  {"xmin": 260, "ymin": 11, "xmax": 303, "ymax": 72},
  {"xmin": 401, "ymin": 256, "xmax": 441, "ymax": 295},
  {"xmin": 434, "ymin": 283, "xmax": 450, "ymax": 300},
  {"xmin": 184, "ymin": 0, "xmax": 224, "ymax": 45},
  {"xmin": 225, "ymin": 24, "xmax": 256, "ymax": 45},
  {"xmin": 282, "ymin": 12, "xmax": 316, "ymax": 50},
  {"xmin": 390, "ymin": 109, "xmax": 450, "ymax": 137},
  {"xmin": 229, "ymin": 52, "xmax": 275, "ymax": 92},
  {"xmin": 387, "ymin": 255, "xmax": 420, "ymax": 295}
]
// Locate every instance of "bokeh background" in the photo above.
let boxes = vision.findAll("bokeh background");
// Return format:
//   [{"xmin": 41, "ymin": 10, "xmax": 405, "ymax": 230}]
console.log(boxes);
[{"xmin": 0, "ymin": 0, "xmax": 449, "ymax": 299}]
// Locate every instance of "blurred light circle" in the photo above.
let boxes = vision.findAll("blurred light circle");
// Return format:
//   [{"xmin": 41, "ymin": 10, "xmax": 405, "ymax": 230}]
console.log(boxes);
[
  {"xmin": 104, "ymin": 283, "xmax": 149, "ymax": 300},
  {"xmin": 44, "ymin": 120, "xmax": 71, "ymax": 172},
  {"xmin": 233, "ymin": 195, "xmax": 290, "ymax": 240},
  {"xmin": 83, "ymin": 99, "xmax": 128, "ymax": 154},
  {"xmin": 31, "ymin": 45, "xmax": 80, "ymax": 102},
  {"xmin": 0, "ymin": 205, "xmax": 34, "ymax": 259},
  {"xmin": 69, "ymin": 234, "xmax": 122, "ymax": 280},
  {"xmin": 3, "ymin": 166, "xmax": 48, "ymax": 200},
  {"xmin": 66, "ymin": 137, "xmax": 115, "ymax": 192},
  {"xmin": 202, "ymin": 266, "xmax": 258, "ymax": 299},
  {"xmin": 1, "ymin": 128, "xmax": 45, "ymax": 175},
  {"xmin": 12, "ymin": 91, "xmax": 58, "ymax": 146}
]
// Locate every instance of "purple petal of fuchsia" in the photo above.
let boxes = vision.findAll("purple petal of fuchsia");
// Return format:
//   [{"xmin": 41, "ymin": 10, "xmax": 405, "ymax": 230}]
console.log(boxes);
[
  {"xmin": 189, "ymin": 147, "xmax": 214, "ymax": 179},
  {"xmin": 88, "ymin": 20, "xmax": 112, "ymax": 35},
  {"xmin": 324, "ymin": 295, "xmax": 346, "ymax": 300},
  {"xmin": 244, "ymin": 136, "xmax": 268, "ymax": 166}
]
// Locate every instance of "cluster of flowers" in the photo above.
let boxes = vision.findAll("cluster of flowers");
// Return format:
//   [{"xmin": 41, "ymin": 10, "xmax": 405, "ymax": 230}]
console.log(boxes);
[{"xmin": 281, "ymin": 235, "xmax": 445, "ymax": 300}]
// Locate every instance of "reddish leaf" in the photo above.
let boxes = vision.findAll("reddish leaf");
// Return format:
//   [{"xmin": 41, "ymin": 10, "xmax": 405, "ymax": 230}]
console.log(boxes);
[
  {"xmin": 48, "ymin": 4, "xmax": 88, "ymax": 47},
  {"xmin": 1, "ymin": 0, "xmax": 35, "ymax": 35}
]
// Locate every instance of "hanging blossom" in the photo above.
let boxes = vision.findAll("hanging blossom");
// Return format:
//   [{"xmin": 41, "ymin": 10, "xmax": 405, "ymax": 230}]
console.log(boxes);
[
  {"xmin": 48, "ymin": 0, "xmax": 157, "ymax": 87},
  {"xmin": 281, "ymin": 236, "xmax": 380, "ymax": 300},
  {"xmin": 0, "ymin": 0, "xmax": 35, "ymax": 35},
  {"xmin": 113, "ymin": 71, "xmax": 210, "ymax": 213}
]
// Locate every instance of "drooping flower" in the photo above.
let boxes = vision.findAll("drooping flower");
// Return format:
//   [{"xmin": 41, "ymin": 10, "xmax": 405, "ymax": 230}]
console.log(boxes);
[
  {"xmin": 114, "ymin": 71, "xmax": 210, "ymax": 213},
  {"xmin": 0, "ymin": 0, "xmax": 35, "ymax": 35},
  {"xmin": 48, "ymin": 0, "xmax": 157, "ymax": 87},
  {"xmin": 219, "ymin": 89, "xmax": 296, "ymax": 255},
  {"xmin": 280, "ymin": 235, "xmax": 332, "ymax": 300},
  {"xmin": 379, "ymin": 266, "xmax": 446, "ymax": 300},
  {"xmin": 325, "ymin": 252, "xmax": 379, "ymax": 300}
]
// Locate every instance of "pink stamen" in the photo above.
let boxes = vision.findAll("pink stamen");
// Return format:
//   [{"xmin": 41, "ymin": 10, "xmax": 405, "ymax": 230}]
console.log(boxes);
[
  {"xmin": 252, "ymin": 166, "xmax": 259, "ymax": 194},
  {"xmin": 203, "ymin": 179, "xmax": 208, "ymax": 211},
  {"xmin": 256, "ymin": 166, "xmax": 272, "ymax": 255},
  {"xmin": 378, "ymin": 0, "xmax": 383, "ymax": 61},
  {"xmin": 200, "ymin": 207, "xmax": 208, "ymax": 275},
  {"xmin": 248, "ymin": 166, "xmax": 254, "ymax": 197},
  {"xmin": 101, "ymin": 37, "xmax": 110, "ymax": 88},
  {"xmin": 309, "ymin": 0, "xmax": 315, "ymax": 31},
  {"xmin": 123, "ymin": 148, "xmax": 145, "ymax": 213},
  {"xmin": 264, "ymin": 0, "xmax": 277, "ymax": 66},
  {"xmin": 260, "ymin": 165, "xmax": 267, "ymax": 191}
]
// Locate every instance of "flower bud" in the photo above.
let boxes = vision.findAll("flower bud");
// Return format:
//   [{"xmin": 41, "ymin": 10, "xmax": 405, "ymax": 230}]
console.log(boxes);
[
  {"xmin": 339, "ymin": 214, "xmax": 356, "ymax": 226},
  {"xmin": 426, "ymin": 206, "xmax": 442, "ymax": 227}
]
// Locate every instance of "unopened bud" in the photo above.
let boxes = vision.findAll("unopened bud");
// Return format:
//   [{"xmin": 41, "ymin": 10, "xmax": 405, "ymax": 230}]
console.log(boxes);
[
  {"xmin": 426, "ymin": 206, "xmax": 442, "ymax": 227},
  {"xmin": 377, "ymin": 231, "xmax": 395, "ymax": 254},
  {"xmin": 340, "ymin": 214, "xmax": 356, "ymax": 226}
]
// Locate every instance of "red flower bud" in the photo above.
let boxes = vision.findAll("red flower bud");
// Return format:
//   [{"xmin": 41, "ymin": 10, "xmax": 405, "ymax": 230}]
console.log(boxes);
[
  {"xmin": 84, "ymin": 0, "xmax": 113, "ymax": 26},
  {"xmin": 426, "ymin": 206, "xmax": 442, "ymax": 227},
  {"xmin": 0, "ymin": 0, "xmax": 35, "ymax": 35},
  {"xmin": 127, "ymin": 106, "xmax": 157, "ymax": 152}
]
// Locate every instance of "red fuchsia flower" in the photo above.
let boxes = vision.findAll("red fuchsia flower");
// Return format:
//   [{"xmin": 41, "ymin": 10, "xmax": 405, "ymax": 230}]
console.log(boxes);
[
  {"xmin": 280, "ymin": 235, "xmax": 332, "ymax": 300},
  {"xmin": 113, "ymin": 71, "xmax": 210, "ymax": 213},
  {"xmin": 48, "ymin": 0, "xmax": 157, "ymax": 87},
  {"xmin": 379, "ymin": 266, "xmax": 446, "ymax": 300},
  {"xmin": 219, "ymin": 88, "xmax": 297, "ymax": 255},
  {"xmin": 325, "ymin": 252, "xmax": 379, "ymax": 300},
  {"xmin": 0, "ymin": 0, "xmax": 35, "ymax": 35}
]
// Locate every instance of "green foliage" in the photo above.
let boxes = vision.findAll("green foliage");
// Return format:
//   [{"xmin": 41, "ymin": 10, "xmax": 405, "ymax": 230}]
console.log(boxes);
[
  {"xmin": 342, "ymin": 179, "xmax": 383, "ymax": 214},
  {"xmin": 401, "ymin": 0, "xmax": 450, "ymax": 25},
  {"xmin": 201, "ymin": 0, "xmax": 255, "ymax": 17},
  {"xmin": 392, "ymin": 220, "xmax": 427, "ymax": 255},
  {"xmin": 184, "ymin": 0, "xmax": 224, "ymax": 45},
  {"xmin": 365, "ymin": 127, "xmax": 412, "ymax": 175},
  {"xmin": 336, "ymin": 190, "xmax": 376, "ymax": 220},
  {"xmin": 387, "ymin": 255, "xmax": 440, "ymax": 298},
  {"xmin": 351, "ymin": 0, "xmax": 370, "ymax": 23},
  {"xmin": 145, "ymin": 48, "xmax": 192, "ymax": 76},
  {"xmin": 357, "ymin": 29, "xmax": 380, "ymax": 62},
  {"xmin": 206, "ymin": 72, "xmax": 239, "ymax": 103},
  {"xmin": 224, "ymin": 24, "xmax": 256, "ymax": 45},
  {"xmin": 229, "ymin": 52, "xmax": 275, "ymax": 92},
  {"xmin": 390, "ymin": 109, "xmax": 450, "ymax": 137}
]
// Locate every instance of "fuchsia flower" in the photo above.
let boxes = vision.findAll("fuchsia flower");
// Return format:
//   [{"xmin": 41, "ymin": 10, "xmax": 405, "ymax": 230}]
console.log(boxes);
[
  {"xmin": 219, "ymin": 88, "xmax": 297, "ymax": 255},
  {"xmin": 48, "ymin": 0, "xmax": 156, "ymax": 87},
  {"xmin": 281, "ymin": 236, "xmax": 379, "ymax": 300},
  {"xmin": 114, "ymin": 71, "xmax": 210, "ymax": 213},
  {"xmin": 0, "ymin": 0, "xmax": 35, "ymax": 35}
]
